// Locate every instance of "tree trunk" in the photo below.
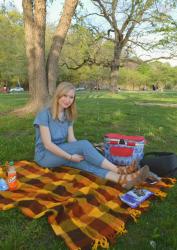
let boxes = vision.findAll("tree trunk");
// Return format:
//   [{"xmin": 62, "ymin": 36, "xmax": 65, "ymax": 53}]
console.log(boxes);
[
  {"xmin": 22, "ymin": 0, "xmax": 48, "ymax": 113},
  {"xmin": 47, "ymin": 0, "xmax": 79, "ymax": 96},
  {"xmin": 33, "ymin": 0, "xmax": 48, "ymax": 105},
  {"xmin": 110, "ymin": 42, "xmax": 122, "ymax": 92},
  {"xmin": 22, "ymin": 0, "xmax": 36, "ymax": 98},
  {"xmin": 21, "ymin": 0, "xmax": 78, "ymax": 114}
]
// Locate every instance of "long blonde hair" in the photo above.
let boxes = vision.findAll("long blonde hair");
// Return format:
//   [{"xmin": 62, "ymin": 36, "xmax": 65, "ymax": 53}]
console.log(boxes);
[{"xmin": 51, "ymin": 82, "xmax": 77, "ymax": 121}]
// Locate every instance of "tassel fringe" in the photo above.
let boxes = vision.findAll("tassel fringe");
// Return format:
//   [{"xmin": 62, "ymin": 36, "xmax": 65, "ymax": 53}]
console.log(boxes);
[
  {"xmin": 127, "ymin": 208, "xmax": 141, "ymax": 222},
  {"xmin": 92, "ymin": 236, "xmax": 109, "ymax": 250}
]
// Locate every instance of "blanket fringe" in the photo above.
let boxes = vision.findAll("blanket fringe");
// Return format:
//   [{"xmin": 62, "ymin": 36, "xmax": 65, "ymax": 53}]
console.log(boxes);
[
  {"xmin": 92, "ymin": 236, "xmax": 109, "ymax": 250},
  {"xmin": 159, "ymin": 178, "xmax": 176, "ymax": 188},
  {"xmin": 139, "ymin": 200, "xmax": 150, "ymax": 209},
  {"xmin": 91, "ymin": 223, "xmax": 128, "ymax": 250},
  {"xmin": 117, "ymin": 224, "xmax": 127, "ymax": 235},
  {"xmin": 153, "ymin": 190, "xmax": 167, "ymax": 199},
  {"xmin": 1, "ymin": 161, "xmax": 175, "ymax": 250},
  {"xmin": 166, "ymin": 178, "xmax": 176, "ymax": 184},
  {"xmin": 127, "ymin": 208, "xmax": 141, "ymax": 222}
]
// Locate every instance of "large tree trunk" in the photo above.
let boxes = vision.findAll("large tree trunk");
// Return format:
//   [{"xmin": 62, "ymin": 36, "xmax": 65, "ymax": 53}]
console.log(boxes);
[
  {"xmin": 22, "ymin": 0, "xmax": 48, "ymax": 113},
  {"xmin": 110, "ymin": 42, "xmax": 122, "ymax": 92},
  {"xmin": 33, "ymin": 0, "xmax": 48, "ymax": 107},
  {"xmin": 47, "ymin": 0, "xmax": 78, "ymax": 96},
  {"xmin": 22, "ymin": 0, "xmax": 36, "ymax": 101},
  {"xmin": 20, "ymin": 0, "xmax": 78, "ymax": 114}
]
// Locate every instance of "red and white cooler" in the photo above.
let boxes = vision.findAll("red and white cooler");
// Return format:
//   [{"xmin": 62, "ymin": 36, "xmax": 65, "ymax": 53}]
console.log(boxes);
[{"xmin": 104, "ymin": 133, "xmax": 146, "ymax": 166}]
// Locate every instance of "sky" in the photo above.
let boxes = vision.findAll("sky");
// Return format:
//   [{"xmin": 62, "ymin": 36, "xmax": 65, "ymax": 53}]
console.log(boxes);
[
  {"xmin": 6, "ymin": 0, "xmax": 65, "ymax": 23},
  {"xmin": 7, "ymin": 0, "xmax": 96, "ymax": 23},
  {"xmin": 1, "ymin": 0, "xmax": 177, "ymax": 66}
]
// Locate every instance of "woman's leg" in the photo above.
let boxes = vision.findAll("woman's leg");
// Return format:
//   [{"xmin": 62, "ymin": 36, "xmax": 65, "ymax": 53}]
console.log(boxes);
[
  {"xmin": 36, "ymin": 146, "xmax": 149, "ymax": 188},
  {"xmin": 67, "ymin": 140, "xmax": 138, "ymax": 174},
  {"xmin": 38, "ymin": 140, "xmax": 138, "ymax": 174},
  {"xmin": 61, "ymin": 140, "xmax": 119, "ymax": 173},
  {"xmin": 35, "ymin": 140, "xmax": 103, "ymax": 167},
  {"xmin": 36, "ymin": 149, "xmax": 110, "ymax": 179},
  {"xmin": 36, "ymin": 140, "xmax": 149, "ymax": 188}
]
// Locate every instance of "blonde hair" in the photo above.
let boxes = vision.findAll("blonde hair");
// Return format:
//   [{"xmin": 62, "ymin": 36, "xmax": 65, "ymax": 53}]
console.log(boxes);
[{"xmin": 51, "ymin": 82, "xmax": 77, "ymax": 121}]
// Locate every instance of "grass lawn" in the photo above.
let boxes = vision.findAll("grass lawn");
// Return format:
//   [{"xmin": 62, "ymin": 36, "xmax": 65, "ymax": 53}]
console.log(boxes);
[{"xmin": 0, "ymin": 90, "xmax": 177, "ymax": 250}]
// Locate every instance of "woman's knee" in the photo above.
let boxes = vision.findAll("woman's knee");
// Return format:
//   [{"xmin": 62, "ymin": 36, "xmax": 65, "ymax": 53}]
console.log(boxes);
[{"xmin": 78, "ymin": 139, "xmax": 92, "ymax": 149}]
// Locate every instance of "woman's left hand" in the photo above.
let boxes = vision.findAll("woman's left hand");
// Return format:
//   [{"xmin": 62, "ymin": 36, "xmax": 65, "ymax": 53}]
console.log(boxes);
[{"xmin": 70, "ymin": 154, "xmax": 84, "ymax": 162}]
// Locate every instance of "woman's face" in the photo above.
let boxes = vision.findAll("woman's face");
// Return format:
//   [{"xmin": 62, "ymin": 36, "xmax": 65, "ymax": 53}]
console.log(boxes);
[{"xmin": 58, "ymin": 89, "xmax": 75, "ymax": 110}]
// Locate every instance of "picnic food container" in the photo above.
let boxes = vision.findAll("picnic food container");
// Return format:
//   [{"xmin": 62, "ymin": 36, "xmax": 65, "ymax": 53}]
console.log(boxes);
[{"xmin": 104, "ymin": 133, "xmax": 145, "ymax": 165}]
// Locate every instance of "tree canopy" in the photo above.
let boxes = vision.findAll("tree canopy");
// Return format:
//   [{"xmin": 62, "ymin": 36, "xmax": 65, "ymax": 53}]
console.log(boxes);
[
  {"xmin": 0, "ymin": 9, "xmax": 27, "ymax": 87},
  {"xmin": 0, "ymin": 1, "xmax": 177, "ymax": 95}
]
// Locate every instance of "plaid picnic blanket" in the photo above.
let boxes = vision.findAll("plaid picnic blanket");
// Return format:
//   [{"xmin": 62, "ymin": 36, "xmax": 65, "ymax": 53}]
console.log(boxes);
[{"xmin": 0, "ymin": 161, "xmax": 176, "ymax": 250}]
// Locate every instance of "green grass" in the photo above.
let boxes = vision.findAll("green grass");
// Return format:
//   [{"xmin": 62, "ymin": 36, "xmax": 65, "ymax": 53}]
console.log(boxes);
[{"xmin": 0, "ymin": 91, "xmax": 177, "ymax": 250}]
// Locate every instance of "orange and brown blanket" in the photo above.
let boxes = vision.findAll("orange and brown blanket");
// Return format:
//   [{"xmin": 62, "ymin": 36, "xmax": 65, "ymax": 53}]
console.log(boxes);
[{"xmin": 0, "ymin": 161, "xmax": 176, "ymax": 250}]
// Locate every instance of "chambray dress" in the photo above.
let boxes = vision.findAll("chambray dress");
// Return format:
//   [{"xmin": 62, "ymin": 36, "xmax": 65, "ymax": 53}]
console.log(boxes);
[{"xmin": 33, "ymin": 107, "xmax": 108, "ymax": 178}]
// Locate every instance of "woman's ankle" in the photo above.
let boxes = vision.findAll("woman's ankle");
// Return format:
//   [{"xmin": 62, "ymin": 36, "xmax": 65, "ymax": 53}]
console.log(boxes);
[
  {"xmin": 105, "ymin": 171, "xmax": 120, "ymax": 182},
  {"xmin": 101, "ymin": 159, "xmax": 118, "ymax": 173}
]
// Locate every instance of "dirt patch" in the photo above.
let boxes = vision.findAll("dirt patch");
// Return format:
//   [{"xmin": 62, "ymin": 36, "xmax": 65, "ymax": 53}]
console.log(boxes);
[
  {"xmin": 0, "ymin": 111, "xmax": 12, "ymax": 116},
  {"xmin": 135, "ymin": 102, "xmax": 177, "ymax": 108}
]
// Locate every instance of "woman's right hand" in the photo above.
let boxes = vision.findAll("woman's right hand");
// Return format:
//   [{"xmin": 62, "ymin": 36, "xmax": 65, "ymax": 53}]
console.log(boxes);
[{"xmin": 70, "ymin": 154, "xmax": 84, "ymax": 162}]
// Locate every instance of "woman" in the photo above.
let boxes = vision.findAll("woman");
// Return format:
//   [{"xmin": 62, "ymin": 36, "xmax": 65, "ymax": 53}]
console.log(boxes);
[{"xmin": 34, "ymin": 82, "xmax": 149, "ymax": 189}]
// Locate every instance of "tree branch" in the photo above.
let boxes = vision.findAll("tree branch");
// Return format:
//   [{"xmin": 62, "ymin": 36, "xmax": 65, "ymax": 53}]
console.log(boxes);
[{"xmin": 143, "ymin": 55, "xmax": 177, "ymax": 63}]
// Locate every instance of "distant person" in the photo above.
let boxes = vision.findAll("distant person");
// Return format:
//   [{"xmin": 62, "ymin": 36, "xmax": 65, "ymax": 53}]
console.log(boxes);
[
  {"xmin": 143, "ymin": 85, "xmax": 147, "ymax": 91},
  {"xmin": 33, "ymin": 82, "xmax": 150, "ymax": 189},
  {"xmin": 152, "ymin": 84, "xmax": 156, "ymax": 91},
  {"xmin": 3, "ymin": 84, "xmax": 7, "ymax": 93}
]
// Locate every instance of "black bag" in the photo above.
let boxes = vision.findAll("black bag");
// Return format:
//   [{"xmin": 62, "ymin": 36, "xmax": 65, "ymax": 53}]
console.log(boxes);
[{"xmin": 140, "ymin": 152, "xmax": 177, "ymax": 177}]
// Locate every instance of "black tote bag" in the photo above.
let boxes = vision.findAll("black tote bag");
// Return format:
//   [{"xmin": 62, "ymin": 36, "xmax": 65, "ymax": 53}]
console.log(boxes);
[{"xmin": 140, "ymin": 152, "xmax": 177, "ymax": 177}]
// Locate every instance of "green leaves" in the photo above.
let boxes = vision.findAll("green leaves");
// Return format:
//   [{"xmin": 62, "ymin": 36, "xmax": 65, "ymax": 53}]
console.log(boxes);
[{"xmin": 0, "ymin": 9, "xmax": 27, "ymax": 85}]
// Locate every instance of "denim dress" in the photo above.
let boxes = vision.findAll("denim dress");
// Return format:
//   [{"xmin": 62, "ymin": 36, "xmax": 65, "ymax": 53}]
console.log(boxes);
[{"xmin": 33, "ymin": 107, "xmax": 108, "ymax": 178}]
